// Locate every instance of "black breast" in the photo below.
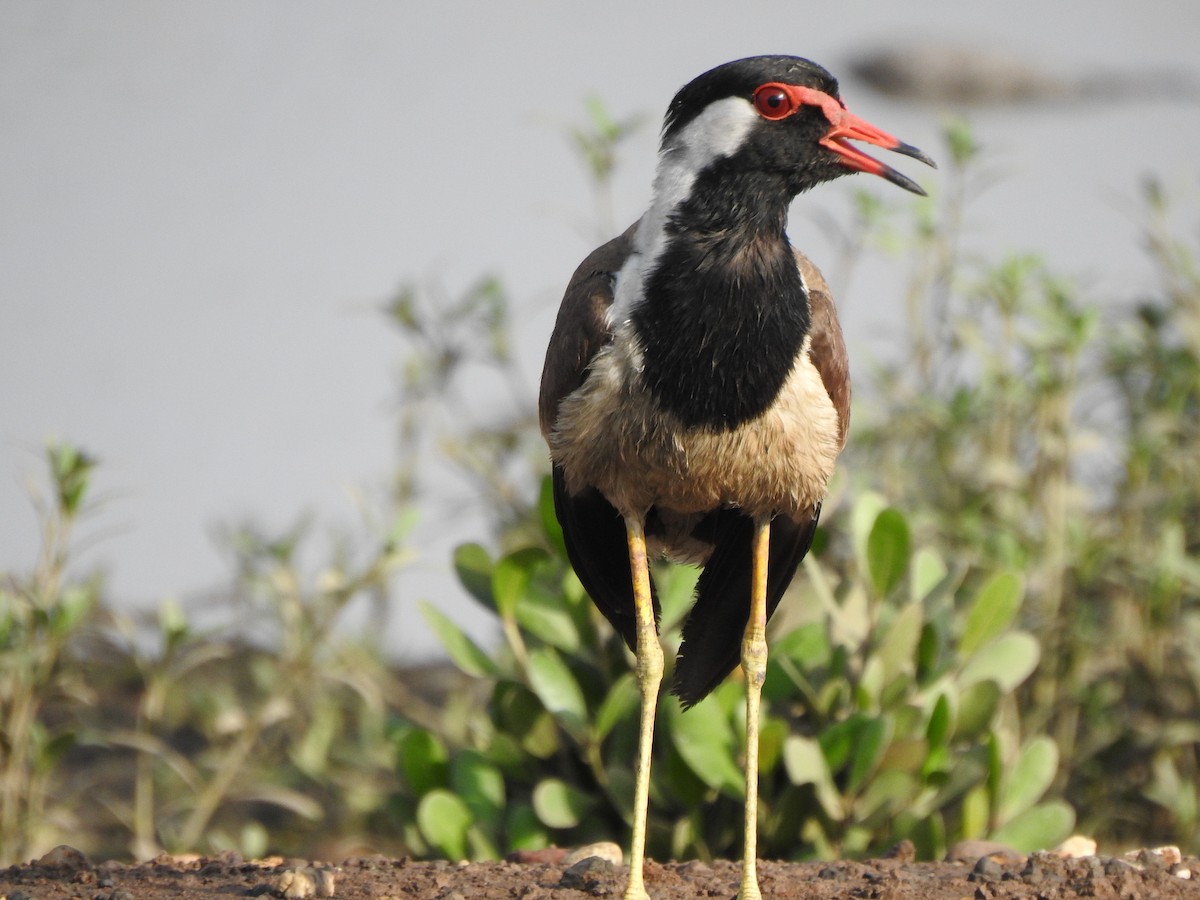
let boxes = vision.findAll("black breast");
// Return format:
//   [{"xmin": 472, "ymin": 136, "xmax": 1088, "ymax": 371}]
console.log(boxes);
[{"xmin": 632, "ymin": 233, "xmax": 811, "ymax": 431}]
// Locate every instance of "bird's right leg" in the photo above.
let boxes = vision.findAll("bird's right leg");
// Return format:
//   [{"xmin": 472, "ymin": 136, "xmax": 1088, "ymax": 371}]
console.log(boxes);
[
  {"xmin": 623, "ymin": 515, "xmax": 663, "ymax": 900},
  {"xmin": 735, "ymin": 515, "xmax": 772, "ymax": 900}
]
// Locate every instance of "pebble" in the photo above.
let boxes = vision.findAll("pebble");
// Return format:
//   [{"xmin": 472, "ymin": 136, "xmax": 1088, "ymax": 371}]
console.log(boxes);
[
  {"xmin": 1128, "ymin": 845, "xmax": 1183, "ymax": 868},
  {"xmin": 560, "ymin": 856, "xmax": 615, "ymax": 891},
  {"xmin": 273, "ymin": 867, "xmax": 336, "ymax": 898},
  {"xmin": 1019, "ymin": 859, "xmax": 1045, "ymax": 886},
  {"xmin": 275, "ymin": 869, "xmax": 316, "ymax": 899},
  {"xmin": 36, "ymin": 845, "xmax": 91, "ymax": 870},
  {"xmin": 563, "ymin": 842, "xmax": 623, "ymax": 866},
  {"xmin": 968, "ymin": 856, "xmax": 1004, "ymax": 882},
  {"xmin": 1104, "ymin": 857, "xmax": 1139, "ymax": 876},
  {"xmin": 945, "ymin": 840, "xmax": 1024, "ymax": 866},
  {"xmin": 1055, "ymin": 835, "xmax": 1097, "ymax": 858},
  {"xmin": 881, "ymin": 839, "xmax": 916, "ymax": 862}
]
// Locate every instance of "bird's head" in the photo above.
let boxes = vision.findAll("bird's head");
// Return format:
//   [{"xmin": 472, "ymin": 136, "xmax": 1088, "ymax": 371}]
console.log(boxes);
[{"xmin": 659, "ymin": 55, "xmax": 935, "ymax": 201}]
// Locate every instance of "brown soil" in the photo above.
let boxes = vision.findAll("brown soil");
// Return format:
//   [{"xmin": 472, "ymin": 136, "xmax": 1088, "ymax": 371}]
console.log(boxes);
[{"xmin": 5, "ymin": 846, "xmax": 1200, "ymax": 900}]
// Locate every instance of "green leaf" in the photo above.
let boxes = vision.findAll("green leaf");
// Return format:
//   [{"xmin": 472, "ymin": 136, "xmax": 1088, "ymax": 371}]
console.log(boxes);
[
  {"xmin": 818, "ymin": 715, "xmax": 859, "ymax": 773},
  {"xmin": 450, "ymin": 750, "xmax": 506, "ymax": 829},
  {"xmin": 911, "ymin": 810, "xmax": 947, "ymax": 862},
  {"xmin": 959, "ymin": 632, "xmax": 1040, "ymax": 692},
  {"xmin": 776, "ymin": 622, "xmax": 832, "ymax": 670},
  {"xmin": 453, "ymin": 543, "xmax": 495, "ymax": 611},
  {"xmin": 514, "ymin": 571, "xmax": 582, "ymax": 653},
  {"xmin": 986, "ymin": 732, "xmax": 1004, "ymax": 812},
  {"xmin": 492, "ymin": 547, "xmax": 550, "ymax": 619},
  {"xmin": 466, "ymin": 825, "xmax": 499, "ymax": 861},
  {"xmin": 960, "ymin": 572, "xmax": 1024, "ymax": 657},
  {"xmin": 856, "ymin": 656, "xmax": 884, "ymax": 708},
  {"xmin": 960, "ymin": 783, "xmax": 990, "ymax": 839},
  {"xmin": 292, "ymin": 703, "xmax": 337, "ymax": 777},
  {"xmin": 754, "ymin": 716, "xmax": 787, "ymax": 776},
  {"xmin": 665, "ymin": 696, "xmax": 743, "ymax": 796},
  {"xmin": 420, "ymin": 602, "xmax": 499, "ymax": 678},
  {"xmin": 916, "ymin": 621, "xmax": 944, "ymax": 681},
  {"xmin": 48, "ymin": 441, "xmax": 97, "ymax": 517},
  {"xmin": 920, "ymin": 744, "xmax": 953, "ymax": 782},
  {"xmin": 878, "ymin": 602, "xmax": 923, "ymax": 683},
  {"xmin": 52, "ymin": 583, "xmax": 97, "ymax": 637},
  {"xmin": 1145, "ymin": 752, "xmax": 1199, "ymax": 826},
  {"xmin": 655, "ymin": 563, "xmax": 700, "ymax": 633},
  {"xmin": 527, "ymin": 647, "xmax": 587, "ymax": 737},
  {"xmin": 37, "ymin": 730, "xmax": 78, "ymax": 771},
  {"xmin": 783, "ymin": 735, "xmax": 844, "ymax": 819},
  {"xmin": 766, "ymin": 623, "xmax": 831, "ymax": 702},
  {"xmin": 857, "ymin": 769, "xmax": 918, "ymax": 821},
  {"xmin": 851, "ymin": 491, "xmax": 889, "ymax": 575},
  {"xmin": 594, "ymin": 672, "xmax": 639, "ymax": 741},
  {"xmin": 505, "ymin": 803, "xmax": 549, "ymax": 850},
  {"xmin": 867, "ymin": 508, "xmax": 910, "ymax": 597},
  {"xmin": 493, "ymin": 681, "xmax": 559, "ymax": 758},
  {"xmin": 990, "ymin": 800, "xmax": 1075, "ymax": 853},
  {"xmin": 999, "ymin": 736, "xmax": 1058, "ymax": 823},
  {"xmin": 158, "ymin": 597, "xmax": 190, "ymax": 652},
  {"xmin": 532, "ymin": 777, "xmax": 592, "ymax": 829},
  {"xmin": 416, "ymin": 789, "xmax": 473, "ymax": 860},
  {"xmin": 954, "ymin": 680, "xmax": 1001, "ymax": 741},
  {"xmin": 848, "ymin": 716, "xmax": 892, "ymax": 795},
  {"xmin": 397, "ymin": 729, "xmax": 449, "ymax": 795},
  {"xmin": 926, "ymin": 692, "xmax": 953, "ymax": 748},
  {"xmin": 910, "ymin": 548, "xmax": 948, "ymax": 602}
]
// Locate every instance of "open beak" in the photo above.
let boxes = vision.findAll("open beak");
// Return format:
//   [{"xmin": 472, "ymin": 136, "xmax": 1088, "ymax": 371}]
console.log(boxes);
[{"xmin": 822, "ymin": 107, "xmax": 937, "ymax": 195}]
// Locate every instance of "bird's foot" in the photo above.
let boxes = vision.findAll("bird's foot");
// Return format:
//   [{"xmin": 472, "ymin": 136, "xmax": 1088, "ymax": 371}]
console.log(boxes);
[{"xmin": 734, "ymin": 879, "xmax": 762, "ymax": 900}]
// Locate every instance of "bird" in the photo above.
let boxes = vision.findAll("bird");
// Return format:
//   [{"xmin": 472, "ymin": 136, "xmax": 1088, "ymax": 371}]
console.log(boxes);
[{"xmin": 538, "ymin": 55, "xmax": 933, "ymax": 900}]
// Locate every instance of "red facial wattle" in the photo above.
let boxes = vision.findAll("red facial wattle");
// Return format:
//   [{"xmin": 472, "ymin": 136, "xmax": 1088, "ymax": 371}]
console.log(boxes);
[{"xmin": 751, "ymin": 81, "xmax": 936, "ymax": 195}]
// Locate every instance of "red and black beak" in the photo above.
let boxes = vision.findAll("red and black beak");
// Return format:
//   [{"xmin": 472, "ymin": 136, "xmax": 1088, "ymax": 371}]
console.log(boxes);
[
  {"xmin": 820, "ymin": 105, "xmax": 936, "ymax": 195},
  {"xmin": 755, "ymin": 81, "xmax": 936, "ymax": 194}
]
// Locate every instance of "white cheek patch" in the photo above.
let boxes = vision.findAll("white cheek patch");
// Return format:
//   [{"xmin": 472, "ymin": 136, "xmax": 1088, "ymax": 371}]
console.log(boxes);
[
  {"xmin": 607, "ymin": 96, "xmax": 758, "ymax": 331},
  {"xmin": 663, "ymin": 95, "xmax": 759, "ymax": 190}
]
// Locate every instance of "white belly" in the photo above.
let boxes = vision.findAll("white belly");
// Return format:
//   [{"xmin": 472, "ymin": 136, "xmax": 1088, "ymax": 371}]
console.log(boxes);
[{"xmin": 548, "ymin": 332, "xmax": 841, "ymax": 521}]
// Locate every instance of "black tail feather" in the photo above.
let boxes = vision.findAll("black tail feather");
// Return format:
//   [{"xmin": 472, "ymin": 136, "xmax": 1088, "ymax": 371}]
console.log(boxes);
[
  {"xmin": 671, "ymin": 505, "xmax": 821, "ymax": 707},
  {"xmin": 552, "ymin": 466, "xmax": 659, "ymax": 652}
]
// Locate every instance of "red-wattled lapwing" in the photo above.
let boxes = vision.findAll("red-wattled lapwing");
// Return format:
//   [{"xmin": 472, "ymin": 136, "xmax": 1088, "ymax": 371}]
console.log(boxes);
[{"xmin": 538, "ymin": 55, "xmax": 933, "ymax": 900}]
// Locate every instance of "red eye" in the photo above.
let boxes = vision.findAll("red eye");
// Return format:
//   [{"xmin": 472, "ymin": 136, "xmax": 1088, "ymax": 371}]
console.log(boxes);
[{"xmin": 752, "ymin": 83, "xmax": 797, "ymax": 120}]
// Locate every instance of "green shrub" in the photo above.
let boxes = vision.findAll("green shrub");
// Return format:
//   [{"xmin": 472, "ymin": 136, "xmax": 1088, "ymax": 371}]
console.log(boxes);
[{"xmin": 417, "ymin": 484, "xmax": 1071, "ymax": 861}]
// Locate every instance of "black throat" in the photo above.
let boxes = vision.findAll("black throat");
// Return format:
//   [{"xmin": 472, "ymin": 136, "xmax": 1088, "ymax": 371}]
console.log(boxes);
[{"xmin": 631, "ymin": 168, "xmax": 811, "ymax": 431}]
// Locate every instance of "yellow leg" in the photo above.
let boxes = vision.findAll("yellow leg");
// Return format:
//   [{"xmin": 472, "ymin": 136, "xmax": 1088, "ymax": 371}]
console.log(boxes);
[
  {"xmin": 624, "ymin": 516, "xmax": 663, "ymax": 900},
  {"xmin": 737, "ymin": 516, "xmax": 771, "ymax": 900}
]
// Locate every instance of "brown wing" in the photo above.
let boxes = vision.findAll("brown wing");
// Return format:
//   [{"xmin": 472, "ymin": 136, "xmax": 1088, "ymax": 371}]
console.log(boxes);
[
  {"xmin": 795, "ymin": 249, "xmax": 851, "ymax": 449},
  {"xmin": 540, "ymin": 221, "xmax": 652, "ymax": 654},
  {"xmin": 538, "ymin": 221, "xmax": 639, "ymax": 439}
]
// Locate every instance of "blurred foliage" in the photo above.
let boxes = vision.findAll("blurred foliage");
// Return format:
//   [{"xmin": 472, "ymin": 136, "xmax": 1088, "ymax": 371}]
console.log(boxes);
[
  {"xmin": 418, "ymin": 488, "xmax": 1071, "ymax": 861},
  {"xmin": 0, "ymin": 444, "xmax": 101, "ymax": 864},
  {"xmin": 2, "ymin": 114, "xmax": 1199, "ymax": 866}
]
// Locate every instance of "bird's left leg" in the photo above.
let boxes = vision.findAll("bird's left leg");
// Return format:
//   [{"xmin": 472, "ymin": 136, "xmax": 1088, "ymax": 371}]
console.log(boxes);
[
  {"xmin": 623, "ymin": 515, "xmax": 663, "ymax": 900},
  {"xmin": 737, "ymin": 514, "xmax": 771, "ymax": 900}
]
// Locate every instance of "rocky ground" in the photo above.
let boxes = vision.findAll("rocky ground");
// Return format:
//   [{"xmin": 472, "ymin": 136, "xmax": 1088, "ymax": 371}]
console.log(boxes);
[{"xmin": 4, "ymin": 841, "xmax": 1200, "ymax": 900}]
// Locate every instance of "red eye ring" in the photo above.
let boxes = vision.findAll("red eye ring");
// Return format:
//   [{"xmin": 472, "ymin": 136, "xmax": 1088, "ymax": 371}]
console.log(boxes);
[{"xmin": 752, "ymin": 83, "xmax": 798, "ymax": 120}]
